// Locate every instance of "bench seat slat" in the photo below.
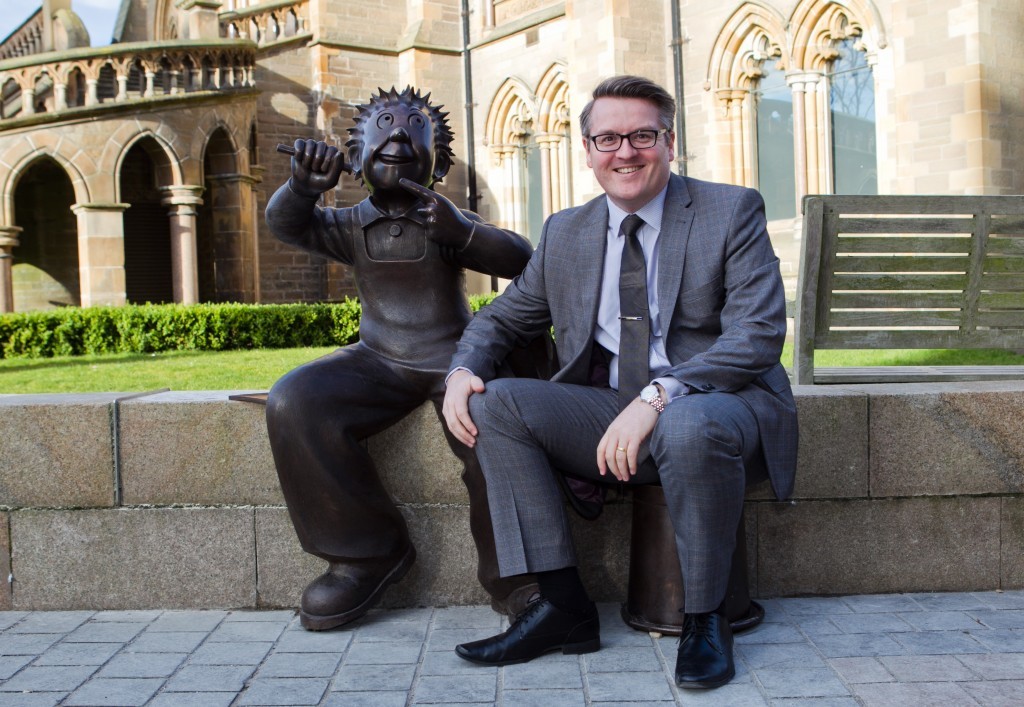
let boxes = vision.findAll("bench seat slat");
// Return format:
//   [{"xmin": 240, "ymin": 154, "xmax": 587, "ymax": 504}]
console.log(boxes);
[
  {"xmin": 832, "ymin": 273, "xmax": 968, "ymax": 290},
  {"xmin": 816, "ymin": 330, "xmax": 1022, "ymax": 349},
  {"xmin": 837, "ymin": 217, "xmax": 975, "ymax": 234},
  {"xmin": 835, "ymin": 255, "xmax": 971, "ymax": 273},
  {"xmin": 811, "ymin": 365, "xmax": 1024, "ymax": 384},
  {"xmin": 832, "ymin": 292, "xmax": 965, "ymax": 308},
  {"xmin": 837, "ymin": 236, "xmax": 971, "ymax": 254},
  {"xmin": 828, "ymin": 311, "xmax": 963, "ymax": 328}
]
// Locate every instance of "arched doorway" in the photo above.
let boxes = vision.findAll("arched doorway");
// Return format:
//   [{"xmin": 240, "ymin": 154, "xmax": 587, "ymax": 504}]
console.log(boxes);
[
  {"xmin": 198, "ymin": 127, "xmax": 251, "ymax": 302},
  {"xmin": 120, "ymin": 140, "xmax": 174, "ymax": 304},
  {"xmin": 11, "ymin": 158, "xmax": 80, "ymax": 311}
]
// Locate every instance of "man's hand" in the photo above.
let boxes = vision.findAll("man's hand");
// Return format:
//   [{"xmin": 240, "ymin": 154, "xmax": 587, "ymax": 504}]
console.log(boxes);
[
  {"xmin": 399, "ymin": 178, "xmax": 476, "ymax": 249},
  {"xmin": 289, "ymin": 139, "xmax": 346, "ymax": 197},
  {"xmin": 596, "ymin": 399, "xmax": 659, "ymax": 482},
  {"xmin": 443, "ymin": 369, "xmax": 487, "ymax": 447}
]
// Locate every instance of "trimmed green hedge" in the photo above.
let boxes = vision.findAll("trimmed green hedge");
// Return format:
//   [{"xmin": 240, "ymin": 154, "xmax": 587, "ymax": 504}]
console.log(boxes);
[{"xmin": 0, "ymin": 294, "xmax": 498, "ymax": 359}]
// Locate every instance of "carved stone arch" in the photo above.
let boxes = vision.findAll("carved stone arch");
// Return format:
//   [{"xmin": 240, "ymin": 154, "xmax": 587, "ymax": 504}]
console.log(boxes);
[
  {"xmin": 790, "ymin": 0, "xmax": 887, "ymax": 70},
  {"xmin": 705, "ymin": 1, "xmax": 788, "ymax": 93},
  {"xmin": 535, "ymin": 63, "xmax": 569, "ymax": 135},
  {"xmin": 114, "ymin": 131, "xmax": 182, "ymax": 202},
  {"xmin": 533, "ymin": 63, "xmax": 572, "ymax": 218},
  {"xmin": 485, "ymin": 78, "xmax": 535, "ymax": 152},
  {"xmin": 2, "ymin": 145, "xmax": 89, "ymax": 225}
]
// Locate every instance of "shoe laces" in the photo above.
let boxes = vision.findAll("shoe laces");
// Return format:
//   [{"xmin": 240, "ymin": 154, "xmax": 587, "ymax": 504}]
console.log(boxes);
[{"xmin": 680, "ymin": 612, "xmax": 723, "ymax": 654}]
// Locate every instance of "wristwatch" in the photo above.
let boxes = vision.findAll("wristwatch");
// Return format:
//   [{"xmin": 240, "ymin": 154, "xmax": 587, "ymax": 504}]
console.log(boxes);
[{"xmin": 639, "ymin": 384, "xmax": 665, "ymax": 414}]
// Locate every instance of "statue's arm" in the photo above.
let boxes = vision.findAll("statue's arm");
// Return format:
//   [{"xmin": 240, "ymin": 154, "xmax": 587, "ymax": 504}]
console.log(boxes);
[
  {"xmin": 452, "ymin": 211, "xmax": 534, "ymax": 279},
  {"xmin": 265, "ymin": 182, "xmax": 354, "ymax": 265}
]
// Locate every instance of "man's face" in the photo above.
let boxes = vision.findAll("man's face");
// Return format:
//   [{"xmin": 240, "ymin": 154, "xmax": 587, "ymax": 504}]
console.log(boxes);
[
  {"xmin": 583, "ymin": 97, "xmax": 674, "ymax": 213},
  {"xmin": 358, "ymin": 103, "xmax": 436, "ymax": 193}
]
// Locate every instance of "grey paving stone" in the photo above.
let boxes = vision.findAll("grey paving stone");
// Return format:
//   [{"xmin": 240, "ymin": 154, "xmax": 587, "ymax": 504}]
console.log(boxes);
[
  {"xmin": 353, "ymin": 620, "xmax": 429, "ymax": 643},
  {"xmin": 6, "ymin": 611, "xmax": 94, "ymax": 634},
  {"xmin": 344, "ymin": 641, "xmax": 422, "ymax": 665},
  {"xmin": 367, "ymin": 607, "xmax": 434, "ymax": 624},
  {"xmin": 148, "ymin": 611, "xmax": 227, "ymax": 632},
  {"xmin": 969, "ymin": 629, "xmax": 1024, "ymax": 652},
  {"xmin": 956, "ymin": 652, "xmax": 1024, "ymax": 679},
  {"xmin": 891, "ymin": 630, "xmax": 989, "ymax": 655},
  {"xmin": 878, "ymin": 654, "xmax": 979, "ymax": 682},
  {"xmin": 256, "ymin": 652, "xmax": 341, "ymax": 678},
  {"xmin": 907, "ymin": 592, "xmax": 991, "ymax": 612},
  {"xmin": 187, "ymin": 641, "xmax": 273, "ymax": 665},
  {"xmin": 207, "ymin": 620, "xmax": 287, "ymax": 643},
  {"xmin": 426, "ymin": 627, "xmax": 490, "ymax": 652},
  {"xmin": 275, "ymin": 627, "xmax": 353, "ymax": 653},
  {"xmin": 790, "ymin": 616, "xmax": 843, "ymax": 637},
  {"xmin": 735, "ymin": 621, "xmax": 805, "ymax": 644},
  {"xmin": 827, "ymin": 657, "xmax": 894, "ymax": 684},
  {"xmin": 0, "ymin": 664, "xmax": 96, "ymax": 692},
  {"xmin": 236, "ymin": 677, "xmax": 330, "ymax": 705},
  {"xmin": 0, "ymin": 655, "xmax": 32, "ymax": 680},
  {"xmin": 224, "ymin": 610, "xmax": 296, "ymax": 622},
  {"xmin": 960, "ymin": 679, "xmax": 1024, "ymax": 706},
  {"xmin": 0, "ymin": 613, "xmax": 28, "ymax": 631},
  {"xmin": 412, "ymin": 673, "xmax": 497, "ymax": 703},
  {"xmin": 501, "ymin": 688, "xmax": 586, "ymax": 707},
  {"xmin": 331, "ymin": 663, "xmax": 418, "ymax": 692},
  {"xmin": 0, "ymin": 632, "xmax": 60, "ymax": 655},
  {"xmin": 970, "ymin": 609, "xmax": 1024, "ymax": 629},
  {"xmin": 148, "ymin": 692, "xmax": 236, "ymax": 706},
  {"xmin": 977, "ymin": 591, "xmax": 1024, "ymax": 610},
  {"xmin": 33, "ymin": 640, "xmax": 122, "ymax": 665},
  {"xmin": 419, "ymin": 650, "xmax": 497, "ymax": 677},
  {"xmin": 431, "ymin": 606, "xmax": 504, "ymax": 630},
  {"xmin": 809, "ymin": 633, "xmax": 906, "ymax": 658},
  {"xmin": 0, "ymin": 693, "xmax": 69, "ymax": 706},
  {"xmin": 147, "ymin": 692, "xmax": 236, "ymax": 707},
  {"xmin": 896, "ymin": 610, "xmax": 983, "ymax": 631},
  {"xmin": 502, "ymin": 659, "xmax": 582, "ymax": 690},
  {"xmin": 322, "ymin": 691, "xmax": 407, "ymax": 707},
  {"xmin": 754, "ymin": 668, "xmax": 850, "ymax": 698},
  {"xmin": 585, "ymin": 671, "xmax": 675, "ymax": 702},
  {"xmin": 676, "ymin": 681, "xmax": 768, "ymax": 705},
  {"xmin": 840, "ymin": 594, "xmax": 923, "ymax": 614},
  {"xmin": 737, "ymin": 642, "xmax": 826, "ymax": 670},
  {"xmin": 64, "ymin": 677, "xmax": 164, "ymax": 706},
  {"xmin": 64, "ymin": 622, "xmax": 146, "ymax": 643},
  {"xmin": 584, "ymin": 646, "xmax": 664, "ymax": 673},
  {"xmin": 767, "ymin": 699, "xmax": 859, "ymax": 707},
  {"xmin": 828, "ymin": 613, "xmax": 915, "ymax": 634},
  {"xmin": 127, "ymin": 630, "xmax": 208, "ymax": 653},
  {"xmin": 779, "ymin": 598, "xmax": 854, "ymax": 616},
  {"xmin": 851, "ymin": 681, "xmax": 975, "ymax": 706},
  {"xmin": 96, "ymin": 652, "xmax": 187, "ymax": 678},
  {"xmin": 163, "ymin": 664, "xmax": 256, "ymax": 692},
  {"xmin": 91, "ymin": 610, "xmax": 161, "ymax": 623}
]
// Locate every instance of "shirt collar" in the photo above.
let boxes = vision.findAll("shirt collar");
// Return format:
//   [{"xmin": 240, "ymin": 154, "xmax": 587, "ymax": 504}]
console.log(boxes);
[
  {"xmin": 355, "ymin": 195, "xmax": 429, "ymax": 229},
  {"xmin": 606, "ymin": 183, "xmax": 669, "ymax": 237}
]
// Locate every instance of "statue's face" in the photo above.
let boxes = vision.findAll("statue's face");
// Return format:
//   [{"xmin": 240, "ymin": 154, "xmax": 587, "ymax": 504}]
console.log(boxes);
[{"xmin": 358, "ymin": 103, "xmax": 436, "ymax": 194}]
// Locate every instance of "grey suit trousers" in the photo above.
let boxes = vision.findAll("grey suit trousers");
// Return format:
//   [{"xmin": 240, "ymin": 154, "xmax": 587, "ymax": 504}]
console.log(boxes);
[{"xmin": 469, "ymin": 377, "xmax": 766, "ymax": 614}]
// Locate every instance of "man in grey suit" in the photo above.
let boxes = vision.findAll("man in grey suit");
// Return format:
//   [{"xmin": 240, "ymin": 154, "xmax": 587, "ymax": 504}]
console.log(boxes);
[{"xmin": 442, "ymin": 75, "xmax": 797, "ymax": 689}]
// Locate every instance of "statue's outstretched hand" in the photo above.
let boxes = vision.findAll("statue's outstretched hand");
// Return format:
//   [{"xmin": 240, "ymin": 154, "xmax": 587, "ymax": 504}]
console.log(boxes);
[
  {"xmin": 400, "ymin": 178, "xmax": 475, "ymax": 249},
  {"xmin": 289, "ymin": 139, "xmax": 346, "ymax": 198}
]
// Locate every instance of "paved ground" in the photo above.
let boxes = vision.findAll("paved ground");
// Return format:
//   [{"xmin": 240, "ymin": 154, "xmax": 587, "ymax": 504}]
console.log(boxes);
[{"xmin": 2, "ymin": 591, "xmax": 1024, "ymax": 706}]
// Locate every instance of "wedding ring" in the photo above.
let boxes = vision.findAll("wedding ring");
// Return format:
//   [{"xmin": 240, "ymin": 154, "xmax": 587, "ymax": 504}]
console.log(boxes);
[{"xmin": 617, "ymin": 446, "xmax": 627, "ymax": 453}]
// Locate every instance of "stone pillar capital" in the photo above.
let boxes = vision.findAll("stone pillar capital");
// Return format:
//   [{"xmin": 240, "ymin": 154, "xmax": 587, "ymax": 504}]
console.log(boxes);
[
  {"xmin": 0, "ymin": 225, "xmax": 24, "ymax": 249},
  {"xmin": 160, "ymin": 185, "xmax": 205, "ymax": 206},
  {"xmin": 786, "ymin": 72, "xmax": 825, "ymax": 89},
  {"xmin": 70, "ymin": 202, "xmax": 130, "ymax": 215}
]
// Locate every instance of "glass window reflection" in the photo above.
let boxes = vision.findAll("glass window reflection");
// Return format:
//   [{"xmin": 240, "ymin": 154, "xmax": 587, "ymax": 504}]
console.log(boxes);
[
  {"xmin": 829, "ymin": 38, "xmax": 877, "ymax": 195},
  {"xmin": 755, "ymin": 63, "xmax": 796, "ymax": 221}
]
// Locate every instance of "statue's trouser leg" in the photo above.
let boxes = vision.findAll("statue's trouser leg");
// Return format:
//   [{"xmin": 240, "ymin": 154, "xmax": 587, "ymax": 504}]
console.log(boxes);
[
  {"xmin": 266, "ymin": 346, "xmax": 421, "ymax": 562},
  {"xmin": 429, "ymin": 400, "xmax": 538, "ymax": 611}
]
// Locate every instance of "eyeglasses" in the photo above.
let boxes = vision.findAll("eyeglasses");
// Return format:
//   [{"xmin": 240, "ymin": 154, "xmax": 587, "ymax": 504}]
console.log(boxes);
[{"xmin": 588, "ymin": 128, "xmax": 670, "ymax": 152}]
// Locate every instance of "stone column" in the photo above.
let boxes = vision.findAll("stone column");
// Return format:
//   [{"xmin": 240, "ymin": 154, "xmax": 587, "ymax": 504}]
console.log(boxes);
[
  {"xmin": 160, "ymin": 186, "xmax": 204, "ymax": 305},
  {"xmin": 70, "ymin": 203, "xmax": 130, "ymax": 307},
  {"xmin": 0, "ymin": 226, "xmax": 23, "ymax": 313}
]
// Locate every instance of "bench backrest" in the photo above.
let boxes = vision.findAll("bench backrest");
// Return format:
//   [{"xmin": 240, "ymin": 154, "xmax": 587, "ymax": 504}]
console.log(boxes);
[{"xmin": 794, "ymin": 195, "xmax": 1024, "ymax": 384}]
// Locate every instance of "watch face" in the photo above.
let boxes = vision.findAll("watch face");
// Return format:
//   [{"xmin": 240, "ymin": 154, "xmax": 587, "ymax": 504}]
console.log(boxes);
[{"xmin": 640, "ymin": 385, "xmax": 657, "ymax": 401}]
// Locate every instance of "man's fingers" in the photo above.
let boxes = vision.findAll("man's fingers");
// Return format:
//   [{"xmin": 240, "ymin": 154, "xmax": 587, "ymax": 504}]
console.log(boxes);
[{"xmin": 399, "ymin": 178, "xmax": 440, "ymax": 204}]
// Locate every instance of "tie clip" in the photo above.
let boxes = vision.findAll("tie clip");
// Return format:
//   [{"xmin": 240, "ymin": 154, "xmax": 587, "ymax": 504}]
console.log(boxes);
[{"xmin": 619, "ymin": 316, "xmax": 644, "ymax": 321}]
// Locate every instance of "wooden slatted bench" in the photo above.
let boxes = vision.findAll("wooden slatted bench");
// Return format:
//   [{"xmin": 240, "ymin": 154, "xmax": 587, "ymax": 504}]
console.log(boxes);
[{"xmin": 794, "ymin": 195, "xmax": 1024, "ymax": 384}]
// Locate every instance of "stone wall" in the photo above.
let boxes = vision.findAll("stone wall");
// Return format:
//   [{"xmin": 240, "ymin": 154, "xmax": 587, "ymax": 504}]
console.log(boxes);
[{"xmin": 1, "ymin": 381, "xmax": 1023, "ymax": 611}]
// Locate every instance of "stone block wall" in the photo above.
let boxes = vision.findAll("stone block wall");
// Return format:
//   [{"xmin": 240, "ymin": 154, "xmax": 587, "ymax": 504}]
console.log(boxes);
[{"xmin": 1, "ymin": 381, "xmax": 1023, "ymax": 611}]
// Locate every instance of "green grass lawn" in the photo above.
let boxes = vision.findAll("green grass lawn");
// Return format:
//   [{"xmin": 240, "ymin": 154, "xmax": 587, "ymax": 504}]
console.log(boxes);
[{"xmin": 1, "ymin": 344, "xmax": 1022, "ymax": 394}]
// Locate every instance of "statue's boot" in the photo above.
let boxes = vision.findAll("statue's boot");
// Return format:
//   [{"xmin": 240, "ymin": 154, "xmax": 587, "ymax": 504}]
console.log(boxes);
[{"xmin": 300, "ymin": 543, "xmax": 417, "ymax": 631}]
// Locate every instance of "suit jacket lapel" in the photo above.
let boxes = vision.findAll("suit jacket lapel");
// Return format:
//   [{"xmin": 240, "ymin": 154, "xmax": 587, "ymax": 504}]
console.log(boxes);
[
  {"xmin": 657, "ymin": 174, "xmax": 694, "ymax": 329},
  {"xmin": 569, "ymin": 197, "xmax": 609, "ymax": 350}
]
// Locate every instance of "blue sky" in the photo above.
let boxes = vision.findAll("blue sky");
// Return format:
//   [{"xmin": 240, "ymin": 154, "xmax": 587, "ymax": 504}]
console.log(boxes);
[{"xmin": 2, "ymin": 0, "xmax": 121, "ymax": 47}]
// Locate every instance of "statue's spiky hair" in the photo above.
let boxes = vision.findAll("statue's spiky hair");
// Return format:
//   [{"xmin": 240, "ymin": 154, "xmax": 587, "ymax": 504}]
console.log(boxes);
[{"xmin": 346, "ymin": 86, "xmax": 454, "ymax": 183}]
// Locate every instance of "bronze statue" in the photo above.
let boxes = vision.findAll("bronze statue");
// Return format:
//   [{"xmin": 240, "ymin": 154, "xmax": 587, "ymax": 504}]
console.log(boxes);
[{"xmin": 265, "ymin": 87, "xmax": 538, "ymax": 630}]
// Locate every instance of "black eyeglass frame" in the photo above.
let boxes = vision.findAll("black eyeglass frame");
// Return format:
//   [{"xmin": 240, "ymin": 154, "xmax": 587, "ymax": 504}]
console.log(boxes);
[{"xmin": 587, "ymin": 128, "xmax": 671, "ymax": 152}]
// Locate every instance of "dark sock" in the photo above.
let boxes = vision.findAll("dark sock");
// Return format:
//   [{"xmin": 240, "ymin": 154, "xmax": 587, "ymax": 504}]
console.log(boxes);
[{"xmin": 536, "ymin": 567, "xmax": 590, "ymax": 613}]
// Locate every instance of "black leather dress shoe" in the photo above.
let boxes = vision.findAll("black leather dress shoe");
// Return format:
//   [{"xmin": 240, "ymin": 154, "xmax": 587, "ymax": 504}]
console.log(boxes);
[
  {"xmin": 675, "ymin": 612, "xmax": 735, "ymax": 689},
  {"xmin": 456, "ymin": 596, "xmax": 600, "ymax": 666}
]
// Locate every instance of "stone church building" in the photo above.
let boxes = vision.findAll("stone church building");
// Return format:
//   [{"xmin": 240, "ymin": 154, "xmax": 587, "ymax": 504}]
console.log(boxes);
[{"xmin": 0, "ymin": 0, "xmax": 1020, "ymax": 312}]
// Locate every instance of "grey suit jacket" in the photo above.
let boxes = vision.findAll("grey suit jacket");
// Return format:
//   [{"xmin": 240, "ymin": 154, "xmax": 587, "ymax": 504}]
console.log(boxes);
[{"xmin": 452, "ymin": 174, "xmax": 798, "ymax": 500}]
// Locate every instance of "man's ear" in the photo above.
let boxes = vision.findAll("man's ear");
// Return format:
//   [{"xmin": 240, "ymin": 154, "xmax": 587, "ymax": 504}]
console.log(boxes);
[{"xmin": 432, "ymin": 150, "xmax": 452, "ymax": 182}]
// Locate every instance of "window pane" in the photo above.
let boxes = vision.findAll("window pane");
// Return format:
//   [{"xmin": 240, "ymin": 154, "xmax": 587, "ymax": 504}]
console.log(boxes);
[
  {"xmin": 755, "ymin": 65, "xmax": 796, "ymax": 220},
  {"xmin": 830, "ymin": 38, "xmax": 877, "ymax": 195}
]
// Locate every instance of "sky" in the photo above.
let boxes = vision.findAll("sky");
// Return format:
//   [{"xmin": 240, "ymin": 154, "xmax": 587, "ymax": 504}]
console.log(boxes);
[{"xmin": 1, "ymin": 0, "xmax": 122, "ymax": 47}]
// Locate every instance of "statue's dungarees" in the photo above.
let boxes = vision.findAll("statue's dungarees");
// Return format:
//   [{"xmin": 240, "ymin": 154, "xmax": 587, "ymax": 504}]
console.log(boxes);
[{"xmin": 264, "ymin": 188, "xmax": 533, "ymax": 606}]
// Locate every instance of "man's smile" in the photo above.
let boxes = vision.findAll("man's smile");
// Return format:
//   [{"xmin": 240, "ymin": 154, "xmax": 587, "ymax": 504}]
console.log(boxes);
[{"xmin": 614, "ymin": 165, "xmax": 644, "ymax": 174}]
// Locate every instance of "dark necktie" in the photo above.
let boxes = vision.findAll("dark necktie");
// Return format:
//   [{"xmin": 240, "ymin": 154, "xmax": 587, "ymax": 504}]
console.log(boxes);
[{"xmin": 617, "ymin": 214, "xmax": 649, "ymax": 409}]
